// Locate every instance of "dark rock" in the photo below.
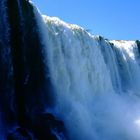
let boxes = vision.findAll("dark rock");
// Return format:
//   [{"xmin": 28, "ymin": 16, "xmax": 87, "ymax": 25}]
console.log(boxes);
[
  {"xmin": 7, "ymin": 127, "xmax": 33, "ymax": 140},
  {"xmin": 136, "ymin": 40, "xmax": 140, "ymax": 54},
  {"xmin": 29, "ymin": 113, "xmax": 68, "ymax": 140}
]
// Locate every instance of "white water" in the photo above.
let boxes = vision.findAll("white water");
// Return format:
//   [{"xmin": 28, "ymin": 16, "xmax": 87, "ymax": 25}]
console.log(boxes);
[{"xmin": 34, "ymin": 6, "xmax": 140, "ymax": 140}]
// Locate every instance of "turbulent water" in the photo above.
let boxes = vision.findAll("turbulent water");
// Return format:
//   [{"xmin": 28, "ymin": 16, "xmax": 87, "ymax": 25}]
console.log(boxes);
[
  {"xmin": 1, "ymin": 0, "xmax": 140, "ymax": 139},
  {"xmin": 36, "ymin": 13, "xmax": 140, "ymax": 140}
]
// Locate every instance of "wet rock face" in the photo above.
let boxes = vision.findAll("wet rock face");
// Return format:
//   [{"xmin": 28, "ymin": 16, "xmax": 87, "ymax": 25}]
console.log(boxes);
[
  {"xmin": 7, "ymin": 127, "xmax": 33, "ymax": 140},
  {"xmin": 0, "ymin": 0, "xmax": 68, "ymax": 139},
  {"xmin": 7, "ymin": 113, "xmax": 68, "ymax": 140},
  {"xmin": 7, "ymin": 0, "xmax": 46, "ymax": 119},
  {"xmin": 136, "ymin": 40, "xmax": 140, "ymax": 54},
  {"xmin": 30, "ymin": 113, "xmax": 68, "ymax": 140}
]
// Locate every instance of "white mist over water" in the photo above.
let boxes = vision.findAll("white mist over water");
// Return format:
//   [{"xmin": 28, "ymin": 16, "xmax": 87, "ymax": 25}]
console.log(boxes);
[{"xmin": 33, "ymin": 5, "xmax": 140, "ymax": 140}]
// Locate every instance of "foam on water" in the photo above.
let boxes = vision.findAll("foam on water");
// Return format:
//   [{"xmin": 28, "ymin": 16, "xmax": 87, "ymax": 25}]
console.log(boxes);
[{"xmin": 33, "ymin": 7, "xmax": 140, "ymax": 140}]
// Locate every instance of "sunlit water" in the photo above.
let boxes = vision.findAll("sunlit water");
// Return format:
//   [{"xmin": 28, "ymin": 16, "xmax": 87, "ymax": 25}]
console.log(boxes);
[{"xmin": 33, "ymin": 6, "xmax": 140, "ymax": 140}]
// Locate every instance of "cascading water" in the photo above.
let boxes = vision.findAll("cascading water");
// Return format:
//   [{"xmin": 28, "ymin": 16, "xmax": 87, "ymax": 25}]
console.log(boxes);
[
  {"xmin": 35, "ymin": 13, "xmax": 140, "ymax": 140},
  {"xmin": 1, "ymin": 0, "xmax": 140, "ymax": 139}
]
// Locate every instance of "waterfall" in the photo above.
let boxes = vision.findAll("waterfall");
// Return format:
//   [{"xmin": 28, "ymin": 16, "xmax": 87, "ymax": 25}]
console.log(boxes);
[
  {"xmin": 1, "ymin": 0, "xmax": 140, "ymax": 139},
  {"xmin": 35, "ymin": 13, "xmax": 140, "ymax": 140}
]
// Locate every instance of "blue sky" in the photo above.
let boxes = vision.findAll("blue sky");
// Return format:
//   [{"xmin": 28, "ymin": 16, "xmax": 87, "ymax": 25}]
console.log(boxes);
[{"xmin": 32, "ymin": 0, "xmax": 140, "ymax": 40}]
